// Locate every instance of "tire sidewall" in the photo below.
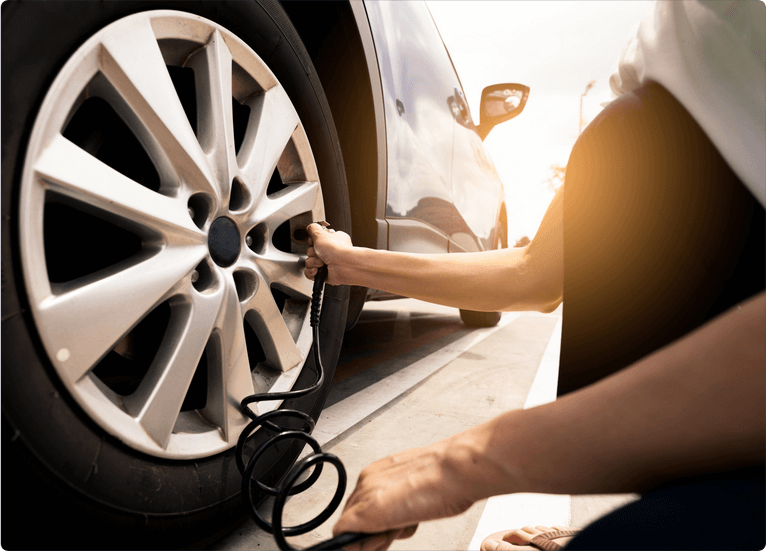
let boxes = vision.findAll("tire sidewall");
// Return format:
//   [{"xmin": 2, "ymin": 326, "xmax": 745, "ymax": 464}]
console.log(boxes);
[{"xmin": 2, "ymin": 2, "xmax": 349, "ymax": 547}]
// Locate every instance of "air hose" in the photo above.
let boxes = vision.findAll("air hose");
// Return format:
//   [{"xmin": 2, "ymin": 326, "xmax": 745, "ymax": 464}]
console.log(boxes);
[{"xmin": 235, "ymin": 261, "xmax": 374, "ymax": 550}]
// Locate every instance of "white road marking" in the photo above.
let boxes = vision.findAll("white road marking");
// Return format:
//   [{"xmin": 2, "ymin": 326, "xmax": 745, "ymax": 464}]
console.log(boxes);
[
  {"xmin": 312, "ymin": 313, "xmax": 522, "ymax": 446},
  {"xmin": 524, "ymin": 315, "xmax": 562, "ymax": 410},
  {"xmin": 468, "ymin": 316, "xmax": 571, "ymax": 550}
]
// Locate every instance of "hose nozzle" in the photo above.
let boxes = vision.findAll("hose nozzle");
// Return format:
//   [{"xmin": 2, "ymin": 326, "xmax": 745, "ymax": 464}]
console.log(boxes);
[{"xmin": 311, "ymin": 265, "xmax": 328, "ymax": 328}]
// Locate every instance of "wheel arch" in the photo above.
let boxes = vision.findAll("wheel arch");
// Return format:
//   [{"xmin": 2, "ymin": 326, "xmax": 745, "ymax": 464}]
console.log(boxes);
[{"xmin": 280, "ymin": 1, "xmax": 387, "ymax": 252}]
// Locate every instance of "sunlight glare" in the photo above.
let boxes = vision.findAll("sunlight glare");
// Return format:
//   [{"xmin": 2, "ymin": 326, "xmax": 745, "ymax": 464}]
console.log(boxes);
[{"xmin": 427, "ymin": 0, "xmax": 656, "ymax": 241}]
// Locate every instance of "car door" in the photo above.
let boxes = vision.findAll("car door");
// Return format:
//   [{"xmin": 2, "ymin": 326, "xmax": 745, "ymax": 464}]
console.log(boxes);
[
  {"xmin": 449, "ymin": 80, "xmax": 506, "ymax": 252},
  {"xmin": 426, "ymin": 16, "xmax": 506, "ymax": 254},
  {"xmin": 364, "ymin": 0, "xmax": 458, "ymax": 253}
]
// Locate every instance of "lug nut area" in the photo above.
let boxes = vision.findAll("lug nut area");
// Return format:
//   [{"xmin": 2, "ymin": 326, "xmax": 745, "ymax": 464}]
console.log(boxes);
[
  {"xmin": 245, "ymin": 224, "xmax": 267, "ymax": 255},
  {"xmin": 229, "ymin": 177, "xmax": 251, "ymax": 212},
  {"xmin": 191, "ymin": 260, "xmax": 215, "ymax": 292},
  {"xmin": 233, "ymin": 270, "xmax": 257, "ymax": 302},
  {"xmin": 188, "ymin": 194, "xmax": 211, "ymax": 230},
  {"xmin": 293, "ymin": 228, "xmax": 309, "ymax": 241}
]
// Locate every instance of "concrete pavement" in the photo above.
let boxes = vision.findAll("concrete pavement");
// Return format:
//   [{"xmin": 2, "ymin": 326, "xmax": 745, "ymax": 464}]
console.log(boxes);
[{"xmin": 213, "ymin": 300, "xmax": 637, "ymax": 550}]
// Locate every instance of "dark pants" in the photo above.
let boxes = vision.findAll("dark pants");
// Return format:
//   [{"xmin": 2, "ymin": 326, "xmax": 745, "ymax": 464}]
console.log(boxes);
[
  {"xmin": 559, "ymin": 83, "xmax": 765, "ymax": 549},
  {"xmin": 566, "ymin": 466, "xmax": 765, "ymax": 550}
]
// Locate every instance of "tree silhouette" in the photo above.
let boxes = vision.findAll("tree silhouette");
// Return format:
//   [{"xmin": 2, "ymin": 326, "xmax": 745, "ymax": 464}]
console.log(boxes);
[{"xmin": 544, "ymin": 163, "xmax": 566, "ymax": 192}]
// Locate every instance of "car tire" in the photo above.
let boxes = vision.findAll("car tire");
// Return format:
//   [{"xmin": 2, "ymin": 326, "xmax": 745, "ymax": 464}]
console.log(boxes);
[
  {"xmin": 459, "ymin": 309, "xmax": 503, "ymax": 328},
  {"xmin": 1, "ymin": 2, "xmax": 349, "ymax": 549},
  {"xmin": 459, "ymin": 221, "xmax": 505, "ymax": 328}
]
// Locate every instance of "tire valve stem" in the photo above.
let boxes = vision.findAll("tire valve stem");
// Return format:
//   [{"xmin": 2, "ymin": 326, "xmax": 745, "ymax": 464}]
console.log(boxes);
[{"xmin": 190, "ymin": 270, "xmax": 199, "ymax": 283}]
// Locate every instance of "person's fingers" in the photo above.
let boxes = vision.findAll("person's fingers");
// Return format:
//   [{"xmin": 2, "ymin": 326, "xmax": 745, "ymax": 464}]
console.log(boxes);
[
  {"xmin": 354, "ymin": 530, "xmax": 400, "ymax": 551},
  {"xmin": 306, "ymin": 223, "xmax": 325, "ymax": 240},
  {"xmin": 307, "ymin": 223, "xmax": 351, "ymax": 243},
  {"xmin": 304, "ymin": 241, "xmax": 326, "ymax": 282},
  {"xmin": 362, "ymin": 527, "xmax": 416, "ymax": 550},
  {"xmin": 534, "ymin": 525, "xmax": 552, "ymax": 532},
  {"xmin": 333, "ymin": 492, "xmax": 416, "ymax": 540},
  {"xmin": 334, "ymin": 439, "xmax": 468, "ymax": 542},
  {"xmin": 304, "ymin": 255, "xmax": 325, "ymax": 269}
]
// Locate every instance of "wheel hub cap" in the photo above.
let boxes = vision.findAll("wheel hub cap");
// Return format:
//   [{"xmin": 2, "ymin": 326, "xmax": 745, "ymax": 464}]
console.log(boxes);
[{"xmin": 209, "ymin": 217, "xmax": 240, "ymax": 267}]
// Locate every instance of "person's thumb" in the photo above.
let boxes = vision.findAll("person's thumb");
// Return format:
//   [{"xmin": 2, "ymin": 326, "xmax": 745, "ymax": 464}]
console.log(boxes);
[{"xmin": 306, "ymin": 223, "xmax": 327, "ymax": 240}]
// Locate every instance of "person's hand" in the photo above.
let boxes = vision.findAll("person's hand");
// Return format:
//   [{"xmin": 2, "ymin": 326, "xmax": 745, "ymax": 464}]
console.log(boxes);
[
  {"xmin": 304, "ymin": 223, "xmax": 353, "ymax": 286},
  {"xmin": 332, "ymin": 436, "xmax": 481, "ymax": 551}
]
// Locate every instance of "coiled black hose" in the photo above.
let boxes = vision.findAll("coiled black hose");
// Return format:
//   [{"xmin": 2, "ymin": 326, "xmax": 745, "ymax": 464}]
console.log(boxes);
[{"xmin": 235, "ymin": 265, "xmax": 373, "ymax": 550}]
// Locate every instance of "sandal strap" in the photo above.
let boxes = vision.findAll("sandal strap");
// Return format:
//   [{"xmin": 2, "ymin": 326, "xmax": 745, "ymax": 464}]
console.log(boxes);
[{"xmin": 528, "ymin": 529, "xmax": 582, "ymax": 551}]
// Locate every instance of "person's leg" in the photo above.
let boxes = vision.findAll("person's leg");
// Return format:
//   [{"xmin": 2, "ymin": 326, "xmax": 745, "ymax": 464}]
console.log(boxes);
[
  {"xmin": 539, "ymin": 82, "xmax": 765, "ymax": 549},
  {"xmin": 559, "ymin": 82, "xmax": 765, "ymax": 396},
  {"xmin": 565, "ymin": 467, "xmax": 765, "ymax": 550}
]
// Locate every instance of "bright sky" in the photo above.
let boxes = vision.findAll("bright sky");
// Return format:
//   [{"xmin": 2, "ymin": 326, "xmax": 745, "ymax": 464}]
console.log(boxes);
[{"xmin": 427, "ymin": 0, "xmax": 656, "ymax": 242}]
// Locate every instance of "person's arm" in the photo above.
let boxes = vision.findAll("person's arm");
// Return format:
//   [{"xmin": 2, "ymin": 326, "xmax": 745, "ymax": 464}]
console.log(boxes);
[
  {"xmin": 304, "ymin": 188, "xmax": 563, "ymax": 313},
  {"xmin": 332, "ymin": 292, "xmax": 766, "ymax": 545}
]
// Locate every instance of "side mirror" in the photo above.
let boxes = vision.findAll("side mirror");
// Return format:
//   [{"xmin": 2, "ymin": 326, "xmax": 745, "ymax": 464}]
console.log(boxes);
[{"xmin": 477, "ymin": 83, "xmax": 530, "ymax": 140}]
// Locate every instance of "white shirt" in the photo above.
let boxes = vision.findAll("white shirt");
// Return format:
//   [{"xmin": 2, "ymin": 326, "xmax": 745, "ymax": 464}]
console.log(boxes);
[{"xmin": 609, "ymin": 0, "xmax": 765, "ymax": 208}]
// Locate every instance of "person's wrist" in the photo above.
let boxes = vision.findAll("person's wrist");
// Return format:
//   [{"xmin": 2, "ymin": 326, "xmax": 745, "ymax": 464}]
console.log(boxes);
[
  {"xmin": 329, "ymin": 244, "xmax": 358, "ymax": 286},
  {"xmin": 442, "ymin": 428, "xmax": 493, "ymax": 502},
  {"xmin": 446, "ymin": 418, "xmax": 521, "ymax": 502}
]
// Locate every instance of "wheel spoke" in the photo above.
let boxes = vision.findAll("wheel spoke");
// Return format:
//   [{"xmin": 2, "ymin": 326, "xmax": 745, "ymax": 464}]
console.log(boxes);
[
  {"xmin": 237, "ymin": 84, "xmax": 299, "ymax": 198},
  {"xmin": 98, "ymin": 17, "xmax": 216, "ymax": 197},
  {"xmin": 254, "ymin": 181, "xmax": 322, "ymax": 230},
  {"xmin": 257, "ymin": 250, "xmax": 314, "ymax": 300},
  {"xmin": 125, "ymin": 283, "xmax": 224, "ymax": 449},
  {"xmin": 203, "ymin": 279, "xmax": 254, "ymax": 440},
  {"xmin": 38, "ymin": 246, "xmax": 206, "ymax": 384},
  {"xmin": 243, "ymin": 277, "xmax": 305, "ymax": 372},
  {"xmin": 188, "ymin": 29, "xmax": 236, "ymax": 198},
  {"xmin": 36, "ymin": 135, "xmax": 205, "ymax": 244}
]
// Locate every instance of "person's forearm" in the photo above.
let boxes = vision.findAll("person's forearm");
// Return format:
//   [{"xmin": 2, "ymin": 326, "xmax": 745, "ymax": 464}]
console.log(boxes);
[
  {"xmin": 319, "ymin": 188, "xmax": 564, "ymax": 313},
  {"xmin": 331, "ymin": 246, "xmax": 561, "ymax": 313},
  {"xmin": 454, "ymin": 292, "xmax": 766, "ymax": 500},
  {"xmin": 332, "ymin": 293, "xmax": 765, "ymax": 540}
]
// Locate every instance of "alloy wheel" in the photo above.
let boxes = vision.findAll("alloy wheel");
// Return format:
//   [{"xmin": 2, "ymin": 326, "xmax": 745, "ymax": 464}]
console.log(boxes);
[{"xmin": 18, "ymin": 11, "xmax": 325, "ymax": 459}]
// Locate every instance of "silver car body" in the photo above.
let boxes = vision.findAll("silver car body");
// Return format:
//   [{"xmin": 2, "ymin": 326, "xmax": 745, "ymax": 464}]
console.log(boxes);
[{"xmin": 350, "ymin": 0, "xmax": 507, "ymax": 257}]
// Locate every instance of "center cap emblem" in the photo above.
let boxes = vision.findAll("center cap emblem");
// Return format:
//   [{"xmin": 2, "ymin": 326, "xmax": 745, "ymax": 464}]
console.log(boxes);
[{"xmin": 208, "ymin": 217, "xmax": 240, "ymax": 267}]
